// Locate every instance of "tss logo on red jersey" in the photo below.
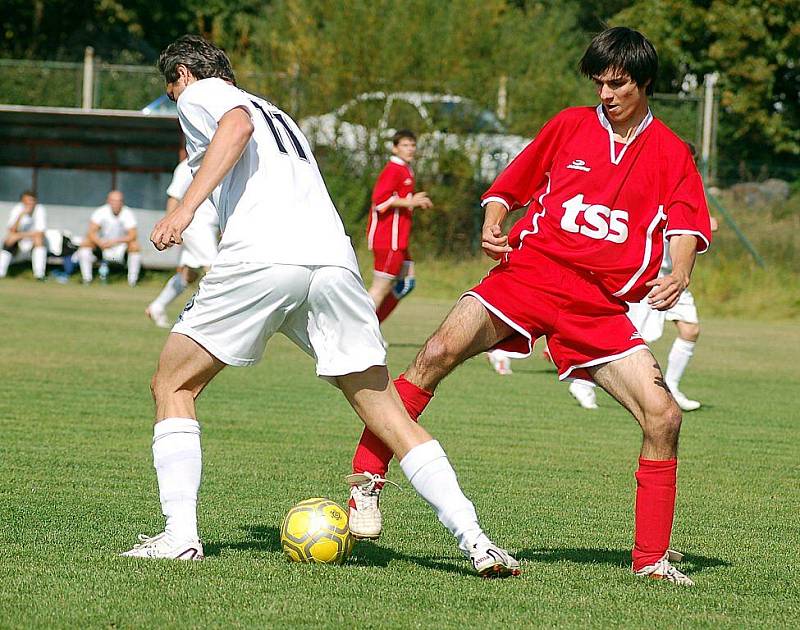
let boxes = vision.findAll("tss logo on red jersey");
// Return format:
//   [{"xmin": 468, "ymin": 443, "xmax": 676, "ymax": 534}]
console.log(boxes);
[{"xmin": 561, "ymin": 194, "xmax": 629, "ymax": 243}]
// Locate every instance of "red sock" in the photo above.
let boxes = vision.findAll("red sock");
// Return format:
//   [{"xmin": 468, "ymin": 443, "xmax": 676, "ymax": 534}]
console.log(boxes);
[
  {"xmin": 351, "ymin": 374, "xmax": 433, "ymax": 476},
  {"xmin": 632, "ymin": 457, "xmax": 677, "ymax": 571},
  {"xmin": 376, "ymin": 293, "xmax": 400, "ymax": 322}
]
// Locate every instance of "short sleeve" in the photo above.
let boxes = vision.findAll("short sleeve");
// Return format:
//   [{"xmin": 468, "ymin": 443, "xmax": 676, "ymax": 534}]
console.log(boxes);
[
  {"xmin": 121, "ymin": 208, "xmax": 137, "ymax": 230},
  {"xmin": 481, "ymin": 109, "xmax": 572, "ymax": 210},
  {"xmin": 90, "ymin": 207, "xmax": 104, "ymax": 225},
  {"xmin": 371, "ymin": 165, "xmax": 403, "ymax": 211},
  {"xmin": 665, "ymin": 158, "xmax": 712, "ymax": 253},
  {"xmin": 178, "ymin": 78, "xmax": 252, "ymax": 143},
  {"xmin": 166, "ymin": 160, "xmax": 192, "ymax": 200},
  {"xmin": 7, "ymin": 204, "xmax": 21, "ymax": 228}
]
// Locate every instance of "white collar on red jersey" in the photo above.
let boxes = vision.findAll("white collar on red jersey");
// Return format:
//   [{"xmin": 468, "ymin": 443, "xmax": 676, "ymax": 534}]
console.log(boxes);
[
  {"xmin": 595, "ymin": 105, "xmax": 654, "ymax": 166},
  {"xmin": 390, "ymin": 156, "xmax": 408, "ymax": 166}
]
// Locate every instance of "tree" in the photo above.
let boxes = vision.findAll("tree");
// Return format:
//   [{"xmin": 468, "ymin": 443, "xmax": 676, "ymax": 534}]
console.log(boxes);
[{"xmin": 612, "ymin": 0, "xmax": 800, "ymax": 179}]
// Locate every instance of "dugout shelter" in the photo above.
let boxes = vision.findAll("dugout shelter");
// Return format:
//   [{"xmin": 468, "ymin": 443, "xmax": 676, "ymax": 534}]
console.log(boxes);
[{"xmin": 0, "ymin": 104, "xmax": 183, "ymax": 268}]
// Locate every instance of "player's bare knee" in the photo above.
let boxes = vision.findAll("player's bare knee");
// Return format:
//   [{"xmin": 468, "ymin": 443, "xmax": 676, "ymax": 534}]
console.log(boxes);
[
  {"xmin": 644, "ymin": 400, "xmax": 682, "ymax": 445},
  {"xmin": 419, "ymin": 333, "xmax": 458, "ymax": 370}
]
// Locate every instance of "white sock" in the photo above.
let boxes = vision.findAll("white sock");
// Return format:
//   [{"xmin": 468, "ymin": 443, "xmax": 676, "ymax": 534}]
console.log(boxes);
[
  {"xmin": 151, "ymin": 273, "xmax": 188, "ymax": 310},
  {"xmin": 152, "ymin": 418, "xmax": 202, "ymax": 542},
  {"xmin": 77, "ymin": 247, "xmax": 94, "ymax": 282},
  {"xmin": 0, "ymin": 250, "xmax": 11, "ymax": 277},
  {"xmin": 400, "ymin": 440, "xmax": 489, "ymax": 554},
  {"xmin": 127, "ymin": 253, "xmax": 142, "ymax": 286},
  {"xmin": 665, "ymin": 338, "xmax": 695, "ymax": 391},
  {"xmin": 31, "ymin": 246, "xmax": 47, "ymax": 279}
]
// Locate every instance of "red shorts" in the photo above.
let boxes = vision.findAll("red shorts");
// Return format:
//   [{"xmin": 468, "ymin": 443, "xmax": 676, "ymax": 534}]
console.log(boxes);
[
  {"xmin": 372, "ymin": 248, "xmax": 411, "ymax": 278},
  {"xmin": 466, "ymin": 248, "xmax": 647, "ymax": 381}
]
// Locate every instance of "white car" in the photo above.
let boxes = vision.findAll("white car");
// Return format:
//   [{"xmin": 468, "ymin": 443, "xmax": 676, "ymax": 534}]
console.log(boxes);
[{"xmin": 300, "ymin": 92, "xmax": 529, "ymax": 181}]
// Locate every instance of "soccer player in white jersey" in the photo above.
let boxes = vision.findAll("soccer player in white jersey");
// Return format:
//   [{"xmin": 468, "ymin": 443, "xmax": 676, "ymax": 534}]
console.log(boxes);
[
  {"xmin": 120, "ymin": 35, "xmax": 519, "ymax": 578},
  {"xmin": 0, "ymin": 191, "xmax": 48, "ymax": 281},
  {"xmin": 146, "ymin": 147, "xmax": 219, "ymax": 328},
  {"xmin": 77, "ymin": 190, "xmax": 142, "ymax": 286}
]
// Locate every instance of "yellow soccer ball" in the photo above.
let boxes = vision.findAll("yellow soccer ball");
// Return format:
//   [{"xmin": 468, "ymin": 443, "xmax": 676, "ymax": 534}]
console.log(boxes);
[{"xmin": 280, "ymin": 498, "xmax": 355, "ymax": 564}]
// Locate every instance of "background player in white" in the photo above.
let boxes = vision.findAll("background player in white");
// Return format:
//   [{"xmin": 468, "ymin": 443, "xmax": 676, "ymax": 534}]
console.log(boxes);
[
  {"xmin": 569, "ymin": 216, "xmax": 719, "ymax": 412},
  {"xmin": 0, "ymin": 191, "xmax": 48, "ymax": 281},
  {"xmin": 146, "ymin": 146, "xmax": 219, "ymax": 328},
  {"xmin": 121, "ymin": 35, "xmax": 519, "ymax": 578},
  {"xmin": 77, "ymin": 190, "xmax": 142, "ymax": 286}
]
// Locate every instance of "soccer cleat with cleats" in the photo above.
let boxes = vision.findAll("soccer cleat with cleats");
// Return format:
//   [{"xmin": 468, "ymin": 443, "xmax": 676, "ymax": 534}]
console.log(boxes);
[
  {"xmin": 469, "ymin": 542, "xmax": 521, "ymax": 578},
  {"xmin": 145, "ymin": 304, "xmax": 171, "ymax": 328},
  {"xmin": 634, "ymin": 551, "xmax": 694, "ymax": 586},
  {"xmin": 120, "ymin": 532, "xmax": 204, "ymax": 560},
  {"xmin": 345, "ymin": 472, "xmax": 399, "ymax": 540},
  {"xmin": 670, "ymin": 389, "xmax": 701, "ymax": 412}
]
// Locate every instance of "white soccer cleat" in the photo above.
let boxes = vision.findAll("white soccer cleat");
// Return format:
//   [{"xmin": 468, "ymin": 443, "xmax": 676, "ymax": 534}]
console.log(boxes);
[
  {"xmin": 145, "ymin": 304, "xmax": 171, "ymax": 329},
  {"xmin": 120, "ymin": 532, "xmax": 204, "ymax": 560},
  {"xmin": 569, "ymin": 381, "xmax": 598, "ymax": 410},
  {"xmin": 346, "ymin": 472, "xmax": 398, "ymax": 540},
  {"xmin": 469, "ymin": 542, "xmax": 521, "ymax": 578},
  {"xmin": 670, "ymin": 389, "xmax": 701, "ymax": 412},
  {"xmin": 634, "ymin": 552, "xmax": 694, "ymax": 586},
  {"xmin": 486, "ymin": 351, "xmax": 513, "ymax": 375}
]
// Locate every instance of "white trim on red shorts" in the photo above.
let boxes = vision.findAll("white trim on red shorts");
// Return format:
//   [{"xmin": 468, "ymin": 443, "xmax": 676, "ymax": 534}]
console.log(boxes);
[
  {"xmin": 462, "ymin": 290, "xmax": 533, "ymax": 358},
  {"xmin": 373, "ymin": 269, "xmax": 396, "ymax": 280},
  {"xmin": 558, "ymin": 344, "xmax": 649, "ymax": 381}
]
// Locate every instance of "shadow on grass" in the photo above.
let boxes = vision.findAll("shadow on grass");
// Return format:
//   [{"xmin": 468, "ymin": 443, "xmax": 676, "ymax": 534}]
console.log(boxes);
[
  {"xmin": 517, "ymin": 547, "xmax": 731, "ymax": 574},
  {"xmin": 205, "ymin": 524, "xmax": 473, "ymax": 577}
]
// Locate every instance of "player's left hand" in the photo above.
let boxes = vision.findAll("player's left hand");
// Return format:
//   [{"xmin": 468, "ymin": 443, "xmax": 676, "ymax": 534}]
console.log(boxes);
[
  {"xmin": 150, "ymin": 207, "xmax": 194, "ymax": 251},
  {"xmin": 645, "ymin": 272, "xmax": 689, "ymax": 311}
]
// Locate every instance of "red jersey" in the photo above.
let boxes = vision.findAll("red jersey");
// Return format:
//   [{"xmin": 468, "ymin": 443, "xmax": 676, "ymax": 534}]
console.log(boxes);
[
  {"xmin": 482, "ymin": 106, "xmax": 712, "ymax": 302},
  {"xmin": 367, "ymin": 156, "xmax": 415, "ymax": 251}
]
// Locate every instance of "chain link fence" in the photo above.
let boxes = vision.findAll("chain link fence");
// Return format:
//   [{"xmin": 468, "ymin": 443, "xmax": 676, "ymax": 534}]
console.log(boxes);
[{"xmin": 1, "ymin": 58, "xmax": 796, "ymax": 191}]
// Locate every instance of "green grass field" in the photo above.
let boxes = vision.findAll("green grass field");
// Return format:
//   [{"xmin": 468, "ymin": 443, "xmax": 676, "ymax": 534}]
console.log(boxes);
[{"xmin": 1, "ymin": 277, "xmax": 798, "ymax": 628}]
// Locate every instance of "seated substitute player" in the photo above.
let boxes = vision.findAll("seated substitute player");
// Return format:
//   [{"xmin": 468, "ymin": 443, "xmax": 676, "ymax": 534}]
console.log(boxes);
[
  {"xmin": 77, "ymin": 190, "xmax": 142, "ymax": 286},
  {"xmin": 569, "ymin": 218, "xmax": 719, "ymax": 412},
  {"xmin": 0, "ymin": 190, "xmax": 48, "ymax": 281},
  {"xmin": 347, "ymin": 27, "xmax": 711, "ymax": 586},
  {"xmin": 366, "ymin": 130, "xmax": 433, "ymax": 323},
  {"xmin": 121, "ymin": 35, "xmax": 519, "ymax": 578},
  {"xmin": 146, "ymin": 146, "xmax": 219, "ymax": 328}
]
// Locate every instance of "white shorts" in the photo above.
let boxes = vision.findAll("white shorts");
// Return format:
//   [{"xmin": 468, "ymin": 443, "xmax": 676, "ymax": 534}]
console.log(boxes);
[
  {"xmin": 102, "ymin": 243, "xmax": 128, "ymax": 264},
  {"xmin": 172, "ymin": 262, "xmax": 386, "ymax": 376},
  {"xmin": 627, "ymin": 289, "xmax": 699, "ymax": 343},
  {"xmin": 178, "ymin": 211, "xmax": 219, "ymax": 269}
]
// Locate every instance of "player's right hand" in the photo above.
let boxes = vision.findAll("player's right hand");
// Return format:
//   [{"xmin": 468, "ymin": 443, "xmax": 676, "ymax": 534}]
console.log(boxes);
[
  {"xmin": 412, "ymin": 192, "xmax": 433, "ymax": 209},
  {"xmin": 481, "ymin": 223, "xmax": 512, "ymax": 260},
  {"xmin": 150, "ymin": 207, "xmax": 193, "ymax": 251}
]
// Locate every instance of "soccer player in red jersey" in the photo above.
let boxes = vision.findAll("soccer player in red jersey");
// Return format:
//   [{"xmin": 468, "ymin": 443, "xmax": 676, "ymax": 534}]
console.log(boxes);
[
  {"xmin": 348, "ymin": 27, "xmax": 711, "ymax": 586},
  {"xmin": 366, "ymin": 130, "xmax": 433, "ymax": 323}
]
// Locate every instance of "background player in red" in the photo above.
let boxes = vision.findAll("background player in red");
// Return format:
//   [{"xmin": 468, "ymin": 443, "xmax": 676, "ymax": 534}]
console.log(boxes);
[
  {"xmin": 348, "ymin": 27, "xmax": 712, "ymax": 586},
  {"xmin": 366, "ymin": 129, "xmax": 433, "ymax": 322}
]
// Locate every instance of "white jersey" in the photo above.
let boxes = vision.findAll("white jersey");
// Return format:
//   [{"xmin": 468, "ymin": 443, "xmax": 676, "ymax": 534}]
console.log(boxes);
[
  {"xmin": 176, "ymin": 78, "xmax": 359, "ymax": 275},
  {"xmin": 7, "ymin": 203, "xmax": 47, "ymax": 233},
  {"xmin": 90, "ymin": 204, "xmax": 137, "ymax": 240}
]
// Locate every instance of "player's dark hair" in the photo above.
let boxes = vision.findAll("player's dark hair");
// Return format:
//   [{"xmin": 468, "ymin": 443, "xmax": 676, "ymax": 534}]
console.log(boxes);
[
  {"xmin": 20, "ymin": 190, "xmax": 36, "ymax": 199},
  {"xmin": 157, "ymin": 35, "xmax": 236, "ymax": 85},
  {"xmin": 392, "ymin": 129, "xmax": 416, "ymax": 145},
  {"xmin": 579, "ymin": 27, "xmax": 658, "ymax": 95}
]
